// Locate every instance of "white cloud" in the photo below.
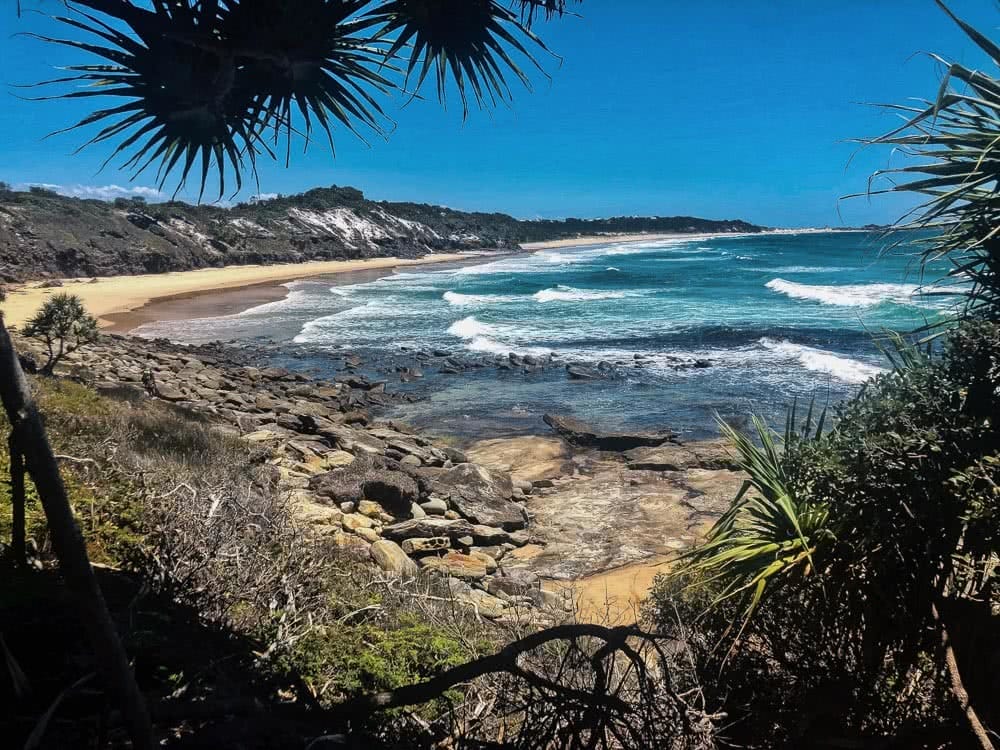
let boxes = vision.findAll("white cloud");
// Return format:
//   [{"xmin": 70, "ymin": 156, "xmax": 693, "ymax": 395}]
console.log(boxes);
[{"xmin": 19, "ymin": 183, "xmax": 167, "ymax": 202}]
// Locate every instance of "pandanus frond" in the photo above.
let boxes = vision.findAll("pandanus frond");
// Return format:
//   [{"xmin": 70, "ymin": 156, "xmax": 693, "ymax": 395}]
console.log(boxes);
[
  {"xmin": 851, "ymin": 0, "xmax": 1000, "ymax": 324},
  {"xmin": 24, "ymin": 0, "xmax": 571, "ymax": 198},
  {"xmin": 26, "ymin": 0, "xmax": 263, "ymax": 200},
  {"xmin": 670, "ymin": 415, "xmax": 834, "ymax": 629},
  {"xmin": 365, "ymin": 0, "xmax": 551, "ymax": 117},
  {"xmin": 220, "ymin": 0, "xmax": 394, "ymax": 162}
]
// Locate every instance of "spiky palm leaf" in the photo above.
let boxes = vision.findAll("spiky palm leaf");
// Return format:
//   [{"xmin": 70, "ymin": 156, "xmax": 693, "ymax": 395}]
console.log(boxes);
[
  {"xmin": 671, "ymin": 415, "xmax": 834, "ymax": 627},
  {"xmin": 366, "ymin": 0, "xmax": 550, "ymax": 116},
  {"xmin": 221, "ymin": 0, "xmax": 394, "ymax": 162},
  {"xmin": 855, "ymin": 0, "xmax": 1000, "ymax": 324},
  {"xmin": 26, "ymin": 0, "xmax": 265, "ymax": 199}
]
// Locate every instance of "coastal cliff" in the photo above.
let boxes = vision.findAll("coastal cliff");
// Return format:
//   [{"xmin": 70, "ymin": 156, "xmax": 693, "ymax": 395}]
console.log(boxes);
[{"xmin": 0, "ymin": 184, "xmax": 763, "ymax": 281}]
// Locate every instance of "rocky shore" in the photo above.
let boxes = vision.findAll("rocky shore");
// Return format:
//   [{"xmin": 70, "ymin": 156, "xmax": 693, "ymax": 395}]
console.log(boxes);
[{"xmin": 15, "ymin": 332, "xmax": 744, "ymax": 622}]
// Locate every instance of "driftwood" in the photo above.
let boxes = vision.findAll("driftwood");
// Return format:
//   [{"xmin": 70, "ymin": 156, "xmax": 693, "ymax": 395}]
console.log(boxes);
[{"xmin": 0, "ymin": 316, "xmax": 152, "ymax": 750}]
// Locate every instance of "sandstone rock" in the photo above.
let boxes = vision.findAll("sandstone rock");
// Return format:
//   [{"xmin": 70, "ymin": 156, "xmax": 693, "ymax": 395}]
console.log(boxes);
[
  {"xmin": 340, "ymin": 501, "xmax": 356, "ymax": 514},
  {"xmin": 409, "ymin": 502, "xmax": 427, "ymax": 519},
  {"xmin": 463, "ymin": 589, "xmax": 505, "ymax": 619},
  {"xmin": 469, "ymin": 550, "xmax": 498, "ymax": 574},
  {"xmin": 341, "ymin": 513, "xmax": 374, "ymax": 532},
  {"xmin": 428, "ymin": 463, "xmax": 526, "ymax": 530},
  {"xmin": 624, "ymin": 439, "xmax": 737, "ymax": 471},
  {"xmin": 355, "ymin": 527, "xmax": 381, "ymax": 543},
  {"xmin": 318, "ymin": 424, "xmax": 385, "ymax": 455},
  {"xmin": 370, "ymin": 540, "xmax": 418, "ymax": 578},
  {"xmin": 383, "ymin": 518, "xmax": 516, "ymax": 546},
  {"xmin": 543, "ymin": 413, "xmax": 677, "ymax": 452},
  {"xmin": 488, "ymin": 568, "xmax": 540, "ymax": 596},
  {"xmin": 358, "ymin": 500, "xmax": 386, "ymax": 519},
  {"xmin": 420, "ymin": 552, "xmax": 488, "ymax": 580},
  {"xmin": 401, "ymin": 537, "xmax": 451, "ymax": 555},
  {"xmin": 156, "ymin": 384, "xmax": 186, "ymax": 401},
  {"xmin": 420, "ymin": 498, "xmax": 448, "ymax": 516}
]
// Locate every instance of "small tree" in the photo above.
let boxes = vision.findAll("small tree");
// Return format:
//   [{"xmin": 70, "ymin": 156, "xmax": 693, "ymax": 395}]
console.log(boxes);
[{"xmin": 22, "ymin": 293, "xmax": 99, "ymax": 374}]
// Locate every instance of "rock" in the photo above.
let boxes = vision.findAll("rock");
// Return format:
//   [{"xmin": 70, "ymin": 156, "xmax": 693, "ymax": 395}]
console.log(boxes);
[
  {"xmin": 409, "ymin": 502, "xmax": 427, "ymax": 519},
  {"xmin": 428, "ymin": 463, "xmax": 526, "ymax": 531},
  {"xmin": 155, "ymin": 384, "xmax": 186, "ymax": 401},
  {"xmin": 624, "ymin": 439, "xmax": 737, "ymax": 471},
  {"xmin": 341, "ymin": 513, "xmax": 374, "ymax": 532},
  {"xmin": 370, "ymin": 540, "xmax": 418, "ymax": 578},
  {"xmin": 355, "ymin": 527, "xmax": 381, "ymax": 543},
  {"xmin": 309, "ymin": 455, "xmax": 419, "ymax": 516},
  {"xmin": 465, "ymin": 436, "xmax": 570, "ymax": 484},
  {"xmin": 566, "ymin": 365, "xmax": 602, "ymax": 380},
  {"xmin": 469, "ymin": 550, "xmax": 498, "ymax": 574},
  {"xmin": 358, "ymin": 500, "xmax": 389, "ymax": 519},
  {"xmin": 420, "ymin": 498, "xmax": 448, "ymax": 515},
  {"xmin": 317, "ymin": 424, "xmax": 385, "ymax": 455},
  {"xmin": 401, "ymin": 537, "xmax": 451, "ymax": 555},
  {"xmin": 543, "ymin": 413, "xmax": 677, "ymax": 452},
  {"xmin": 456, "ymin": 535, "xmax": 474, "ymax": 548},
  {"xmin": 383, "ymin": 518, "xmax": 517, "ymax": 546},
  {"xmin": 340, "ymin": 501, "xmax": 356, "ymax": 514},
  {"xmin": 463, "ymin": 589, "xmax": 505, "ymax": 619},
  {"xmin": 420, "ymin": 552, "xmax": 489, "ymax": 580},
  {"xmin": 488, "ymin": 568, "xmax": 540, "ymax": 596}
]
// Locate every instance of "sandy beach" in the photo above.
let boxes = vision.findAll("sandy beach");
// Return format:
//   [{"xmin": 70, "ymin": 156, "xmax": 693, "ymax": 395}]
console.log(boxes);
[{"xmin": 1, "ymin": 252, "xmax": 481, "ymax": 331}]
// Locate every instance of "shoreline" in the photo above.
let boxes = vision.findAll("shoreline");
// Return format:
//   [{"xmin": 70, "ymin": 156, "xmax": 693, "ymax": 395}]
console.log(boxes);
[{"xmin": 1, "ymin": 252, "xmax": 492, "ymax": 331}]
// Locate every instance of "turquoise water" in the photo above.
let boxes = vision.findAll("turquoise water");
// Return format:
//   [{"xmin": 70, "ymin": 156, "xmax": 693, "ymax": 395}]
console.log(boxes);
[{"xmin": 135, "ymin": 231, "xmax": 951, "ymax": 439}]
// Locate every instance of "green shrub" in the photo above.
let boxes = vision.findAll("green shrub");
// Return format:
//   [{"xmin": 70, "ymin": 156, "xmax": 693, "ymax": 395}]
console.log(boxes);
[{"xmin": 653, "ymin": 320, "xmax": 1000, "ymax": 745}]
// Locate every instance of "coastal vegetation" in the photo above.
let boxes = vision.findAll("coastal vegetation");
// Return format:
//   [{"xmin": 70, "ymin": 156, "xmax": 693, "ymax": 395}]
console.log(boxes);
[
  {"xmin": 652, "ymin": 2, "xmax": 1000, "ymax": 746},
  {"xmin": 22, "ymin": 294, "xmax": 99, "ymax": 374}
]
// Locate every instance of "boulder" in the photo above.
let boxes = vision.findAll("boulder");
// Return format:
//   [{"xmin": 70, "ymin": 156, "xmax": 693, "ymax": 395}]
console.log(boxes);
[
  {"xmin": 543, "ymin": 413, "xmax": 677, "ymax": 452},
  {"xmin": 428, "ymin": 463, "xmax": 527, "ymax": 531},
  {"xmin": 566, "ymin": 365, "xmax": 602, "ymax": 380},
  {"xmin": 487, "ymin": 567, "xmax": 541, "ymax": 597},
  {"xmin": 309, "ymin": 455, "xmax": 419, "ymax": 516},
  {"xmin": 341, "ymin": 513, "xmax": 374, "ymax": 532},
  {"xmin": 420, "ymin": 498, "xmax": 448, "ymax": 516},
  {"xmin": 420, "ymin": 552, "xmax": 489, "ymax": 580},
  {"xmin": 383, "ymin": 518, "xmax": 516, "ymax": 546},
  {"xmin": 401, "ymin": 537, "xmax": 451, "ymax": 555},
  {"xmin": 370, "ymin": 540, "xmax": 418, "ymax": 578},
  {"xmin": 624, "ymin": 439, "xmax": 737, "ymax": 471}
]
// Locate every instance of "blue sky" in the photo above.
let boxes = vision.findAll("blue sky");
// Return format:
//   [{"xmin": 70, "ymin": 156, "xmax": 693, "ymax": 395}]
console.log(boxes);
[{"xmin": 0, "ymin": 1, "xmax": 995, "ymax": 226}]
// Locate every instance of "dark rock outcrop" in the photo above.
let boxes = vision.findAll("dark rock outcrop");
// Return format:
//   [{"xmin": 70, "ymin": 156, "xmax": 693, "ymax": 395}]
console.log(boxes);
[
  {"xmin": 428, "ymin": 463, "xmax": 527, "ymax": 531},
  {"xmin": 309, "ymin": 455, "xmax": 419, "ymax": 515},
  {"xmin": 542, "ymin": 414, "xmax": 677, "ymax": 452}
]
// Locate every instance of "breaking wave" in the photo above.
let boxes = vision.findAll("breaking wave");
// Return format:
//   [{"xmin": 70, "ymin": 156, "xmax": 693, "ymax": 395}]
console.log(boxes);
[
  {"xmin": 759, "ymin": 338, "xmax": 885, "ymax": 384},
  {"xmin": 765, "ymin": 278, "xmax": 922, "ymax": 307}
]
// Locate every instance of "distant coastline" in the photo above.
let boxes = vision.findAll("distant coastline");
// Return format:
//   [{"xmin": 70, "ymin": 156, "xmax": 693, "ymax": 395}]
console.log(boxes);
[{"xmin": 3, "ymin": 230, "xmax": 766, "ymax": 334}]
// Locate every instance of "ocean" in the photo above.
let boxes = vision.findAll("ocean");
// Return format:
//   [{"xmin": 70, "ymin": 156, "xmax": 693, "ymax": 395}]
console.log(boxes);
[{"xmin": 133, "ymin": 231, "xmax": 951, "ymax": 440}]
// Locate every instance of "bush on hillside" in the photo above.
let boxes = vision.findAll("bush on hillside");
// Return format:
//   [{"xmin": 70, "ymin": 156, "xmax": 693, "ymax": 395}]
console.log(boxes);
[{"xmin": 22, "ymin": 293, "xmax": 99, "ymax": 374}]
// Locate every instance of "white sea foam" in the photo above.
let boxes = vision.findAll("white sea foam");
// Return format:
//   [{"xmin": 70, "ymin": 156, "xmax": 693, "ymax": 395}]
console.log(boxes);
[
  {"xmin": 765, "ymin": 278, "xmax": 922, "ymax": 307},
  {"xmin": 446, "ymin": 316, "xmax": 551, "ymax": 356},
  {"xmin": 759, "ymin": 338, "xmax": 885, "ymax": 384},
  {"xmin": 533, "ymin": 285, "xmax": 628, "ymax": 303},
  {"xmin": 606, "ymin": 266, "xmax": 621, "ymax": 272},
  {"xmin": 442, "ymin": 291, "xmax": 519, "ymax": 306},
  {"xmin": 767, "ymin": 266, "xmax": 850, "ymax": 274}
]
